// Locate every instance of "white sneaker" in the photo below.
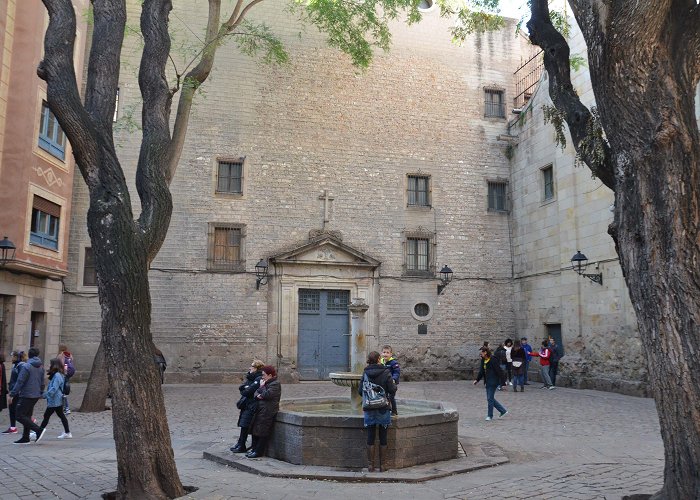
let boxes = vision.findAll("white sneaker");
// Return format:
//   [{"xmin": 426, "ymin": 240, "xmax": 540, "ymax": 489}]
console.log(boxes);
[
  {"xmin": 57, "ymin": 432, "xmax": 72, "ymax": 439},
  {"xmin": 507, "ymin": 382, "xmax": 513, "ymax": 385},
  {"xmin": 29, "ymin": 431, "xmax": 36, "ymax": 440},
  {"xmin": 485, "ymin": 416, "xmax": 492, "ymax": 421}
]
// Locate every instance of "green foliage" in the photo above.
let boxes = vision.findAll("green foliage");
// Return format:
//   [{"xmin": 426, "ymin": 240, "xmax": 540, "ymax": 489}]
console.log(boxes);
[
  {"xmin": 504, "ymin": 142, "xmax": 515, "ymax": 161},
  {"xmin": 569, "ymin": 53, "xmax": 587, "ymax": 72},
  {"xmin": 440, "ymin": 0, "xmax": 505, "ymax": 42},
  {"xmin": 291, "ymin": 0, "xmax": 422, "ymax": 68},
  {"xmin": 574, "ymin": 107, "xmax": 607, "ymax": 172},
  {"xmin": 233, "ymin": 19, "xmax": 289, "ymax": 65},
  {"xmin": 548, "ymin": 8, "xmax": 570, "ymax": 38},
  {"xmin": 542, "ymin": 104, "xmax": 567, "ymax": 150}
]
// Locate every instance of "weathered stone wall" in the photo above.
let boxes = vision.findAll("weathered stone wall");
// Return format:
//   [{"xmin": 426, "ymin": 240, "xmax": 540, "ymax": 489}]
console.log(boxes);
[
  {"xmin": 508, "ymin": 23, "xmax": 647, "ymax": 396},
  {"xmin": 63, "ymin": 1, "xmax": 520, "ymax": 381}
]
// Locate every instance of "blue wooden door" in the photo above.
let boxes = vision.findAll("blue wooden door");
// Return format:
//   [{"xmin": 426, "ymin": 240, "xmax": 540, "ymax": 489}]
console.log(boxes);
[{"xmin": 298, "ymin": 289, "xmax": 350, "ymax": 380}]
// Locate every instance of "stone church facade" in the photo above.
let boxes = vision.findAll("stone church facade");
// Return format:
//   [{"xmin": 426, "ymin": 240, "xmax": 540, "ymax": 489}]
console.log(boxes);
[{"xmin": 61, "ymin": 2, "xmax": 689, "ymax": 395}]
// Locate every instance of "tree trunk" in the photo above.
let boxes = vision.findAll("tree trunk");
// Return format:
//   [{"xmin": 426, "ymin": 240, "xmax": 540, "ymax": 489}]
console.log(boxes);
[
  {"xmin": 79, "ymin": 340, "xmax": 111, "ymax": 412},
  {"xmin": 88, "ymin": 190, "xmax": 184, "ymax": 499},
  {"xmin": 528, "ymin": 2, "xmax": 700, "ymax": 497}
]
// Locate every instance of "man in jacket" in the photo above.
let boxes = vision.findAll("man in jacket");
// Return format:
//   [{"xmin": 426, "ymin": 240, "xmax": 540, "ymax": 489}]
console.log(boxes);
[
  {"xmin": 521, "ymin": 337, "xmax": 533, "ymax": 385},
  {"xmin": 9, "ymin": 347, "xmax": 46, "ymax": 444},
  {"xmin": 548, "ymin": 337, "xmax": 563, "ymax": 386}
]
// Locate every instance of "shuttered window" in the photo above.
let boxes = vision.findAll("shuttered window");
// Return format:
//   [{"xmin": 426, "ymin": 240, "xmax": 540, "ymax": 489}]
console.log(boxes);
[
  {"xmin": 207, "ymin": 223, "xmax": 245, "ymax": 271},
  {"xmin": 30, "ymin": 196, "xmax": 61, "ymax": 250}
]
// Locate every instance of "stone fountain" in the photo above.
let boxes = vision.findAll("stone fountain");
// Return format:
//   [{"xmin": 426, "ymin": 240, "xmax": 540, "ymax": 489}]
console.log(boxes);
[{"xmin": 264, "ymin": 298, "xmax": 460, "ymax": 470}]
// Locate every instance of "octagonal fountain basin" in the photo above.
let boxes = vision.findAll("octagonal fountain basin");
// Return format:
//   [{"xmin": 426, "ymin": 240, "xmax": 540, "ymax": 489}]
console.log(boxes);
[{"xmin": 266, "ymin": 397, "xmax": 459, "ymax": 470}]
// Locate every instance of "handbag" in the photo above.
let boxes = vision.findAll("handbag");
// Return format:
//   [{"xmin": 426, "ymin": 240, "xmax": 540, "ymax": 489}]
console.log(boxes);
[
  {"xmin": 512, "ymin": 361, "xmax": 523, "ymax": 368},
  {"xmin": 362, "ymin": 374, "xmax": 390, "ymax": 411},
  {"xmin": 236, "ymin": 396, "xmax": 247, "ymax": 410}
]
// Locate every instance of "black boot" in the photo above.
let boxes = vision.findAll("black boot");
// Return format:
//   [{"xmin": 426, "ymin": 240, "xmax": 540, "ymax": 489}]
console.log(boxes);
[
  {"xmin": 366, "ymin": 445, "xmax": 376, "ymax": 472},
  {"xmin": 230, "ymin": 430, "xmax": 248, "ymax": 453},
  {"xmin": 379, "ymin": 445, "xmax": 388, "ymax": 472}
]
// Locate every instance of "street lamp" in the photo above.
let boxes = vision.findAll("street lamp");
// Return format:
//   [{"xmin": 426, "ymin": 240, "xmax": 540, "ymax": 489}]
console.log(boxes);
[
  {"xmin": 570, "ymin": 250, "xmax": 603, "ymax": 285},
  {"xmin": 437, "ymin": 265, "xmax": 453, "ymax": 295},
  {"xmin": 0, "ymin": 236, "xmax": 16, "ymax": 266},
  {"xmin": 255, "ymin": 258, "xmax": 268, "ymax": 289}
]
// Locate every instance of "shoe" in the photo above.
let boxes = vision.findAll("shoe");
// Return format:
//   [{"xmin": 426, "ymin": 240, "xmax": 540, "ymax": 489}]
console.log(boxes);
[
  {"xmin": 499, "ymin": 411, "xmax": 509, "ymax": 419},
  {"xmin": 485, "ymin": 416, "xmax": 492, "ymax": 421},
  {"xmin": 548, "ymin": 386, "xmax": 556, "ymax": 390},
  {"xmin": 65, "ymin": 409, "xmax": 71, "ymax": 415},
  {"xmin": 230, "ymin": 444, "xmax": 247, "ymax": 453},
  {"xmin": 245, "ymin": 450, "xmax": 261, "ymax": 458},
  {"xmin": 13, "ymin": 438, "xmax": 31, "ymax": 444},
  {"xmin": 29, "ymin": 431, "xmax": 36, "ymax": 440},
  {"xmin": 2, "ymin": 427, "xmax": 18, "ymax": 434},
  {"xmin": 507, "ymin": 382, "xmax": 513, "ymax": 386},
  {"xmin": 520, "ymin": 387, "xmax": 524, "ymax": 391},
  {"xmin": 541, "ymin": 385, "xmax": 548, "ymax": 389},
  {"xmin": 57, "ymin": 432, "xmax": 72, "ymax": 439},
  {"xmin": 35, "ymin": 428, "xmax": 45, "ymax": 443}
]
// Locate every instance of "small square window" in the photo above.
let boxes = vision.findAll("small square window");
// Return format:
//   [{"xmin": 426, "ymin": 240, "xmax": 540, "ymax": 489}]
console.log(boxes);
[
  {"xmin": 542, "ymin": 165, "xmax": 555, "ymax": 201},
  {"xmin": 83, "ymin": 247, "xmax": 97, "ymax": 286},
  {"xmin": 38, "ymin": 101, "xmax": 66, "ymax": 160},
  {"xmin": 216, "ymin": 160, "xmax": 243, "ymax": 194},
  {"xmin": 484, "ymin": 89, "xmax": 505, "ymax": 118},
  {"xmin": 407, "ymin": 175, "xmax": 431, "ymax": 207},
  {"xmin": 207, "ymin": 223, "xmax": 245, "ymax": 271},
  {"xmin": 487, "ymin": 181, "xmax": 508, "ymax": 212}
]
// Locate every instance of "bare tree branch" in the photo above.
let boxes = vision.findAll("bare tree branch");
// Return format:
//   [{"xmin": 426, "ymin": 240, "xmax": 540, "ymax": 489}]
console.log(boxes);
[
  {"xmin": 165, "ymin": 0, "xmax": 223, "ymax": 183},
  {"xmin": 528, "ymin": 0, "xmax": 616, "ymax": 190},
  {"xmin": 39, "ymin": 0, "xmax": 101, "ymax": 188},
  {"xmin": 136, "ymin": 0, "xmax": 174, "ymax": 258}
]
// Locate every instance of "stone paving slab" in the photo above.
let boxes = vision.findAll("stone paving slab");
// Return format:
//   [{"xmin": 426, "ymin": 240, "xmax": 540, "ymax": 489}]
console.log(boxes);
[
  {"xmin": 202, "ymin": 438, "xmax": 508, "ymax": 483},
  {"xmin": 0, "ymin": 381, "xmax": 665, "ymax": 499}
]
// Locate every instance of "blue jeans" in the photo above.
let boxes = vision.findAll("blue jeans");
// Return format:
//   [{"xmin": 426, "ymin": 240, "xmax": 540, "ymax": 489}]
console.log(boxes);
[
  {"xmin": 513, "ymin": 373, "xmax": 525, "ymax": 387},
  {"xmin": 524, "ymin": 360, "xmax": 530, "ymax": 383},
  {"xmin": 485, "ymin": 385, "xmax": 507, "ymax": 418}
]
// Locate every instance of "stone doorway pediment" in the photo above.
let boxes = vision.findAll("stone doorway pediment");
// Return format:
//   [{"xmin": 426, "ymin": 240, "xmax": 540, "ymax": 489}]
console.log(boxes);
[{"xmin": 270, "ymin": 236, "xmax": 380, "ymax": 269}]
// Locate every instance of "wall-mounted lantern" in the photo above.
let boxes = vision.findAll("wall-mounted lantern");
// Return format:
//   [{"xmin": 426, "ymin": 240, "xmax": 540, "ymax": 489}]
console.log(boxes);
[
  {"xmin": 0, "ymin": 236, "xmax": 16, "ymax": 266},
  {"xmin": 570, "ymin": 250, "xmax": 603, "ymax": 285},
  {"xmin": 437, "ymin": 265, "xmax": 453, "ymax": 295},
  {"xmin": 255, "ymin": 258, "xmax": 269, "ymax": 289}
]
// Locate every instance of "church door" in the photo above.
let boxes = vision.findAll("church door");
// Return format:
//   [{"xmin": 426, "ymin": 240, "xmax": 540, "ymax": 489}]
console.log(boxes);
[{"xmin": 298, "ymin": 289, "xmax": 350, "ymax": 380}]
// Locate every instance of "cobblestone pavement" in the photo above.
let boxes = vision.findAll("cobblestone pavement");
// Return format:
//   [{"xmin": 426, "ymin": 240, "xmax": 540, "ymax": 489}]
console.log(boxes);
[{"xmin": 0, "ymin": 381, "xmax": 663, "ymax": 499}]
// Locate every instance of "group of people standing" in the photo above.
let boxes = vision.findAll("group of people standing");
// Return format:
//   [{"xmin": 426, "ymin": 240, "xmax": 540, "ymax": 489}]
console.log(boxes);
[
  {"xmin": 476, "ymin": 337, "xmax": 563, "ymax": 420},
  {"xmin": 0, "ymin": 345, "xmax": 74, "ymax": 443},
  {"xmin": 230, "ymin": 361, "xmax": 281, "ymax": 458}
]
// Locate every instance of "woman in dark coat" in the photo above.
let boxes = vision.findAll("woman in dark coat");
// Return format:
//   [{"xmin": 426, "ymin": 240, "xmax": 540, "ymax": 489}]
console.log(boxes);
[
  {"xmin": 245, "ymin": 365, "xmax": 281, "ymax": 458},
  {"xmin": 510, "ymin": 340, "xmax": 526, "ymax": 392},
  {"xmin": 474, "ymin": 346, "xmax": 508, "ymax": 420},
  {"xmin": 358, "ymin": 351, "xmax": 397, "ymax": 472},
  {"xmin": 230, "ymin": 359, "xmax": 265, "ymax": 453}
]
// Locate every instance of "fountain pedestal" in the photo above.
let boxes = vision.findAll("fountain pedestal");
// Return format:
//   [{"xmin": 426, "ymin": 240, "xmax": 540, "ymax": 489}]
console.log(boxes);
[{"xmin": 329, "ymin": 372, "xmax": 363, "ymax": 413}]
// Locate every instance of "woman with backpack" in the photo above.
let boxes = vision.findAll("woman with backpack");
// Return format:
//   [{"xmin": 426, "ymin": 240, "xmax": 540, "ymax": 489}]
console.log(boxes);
[
  {"xmin": 39, "ymin": 358, "xmax": 71, "ymax": 439},
  {"xmin": 358, "ymin": 351, "xmax": 396, "ymax": 472}
]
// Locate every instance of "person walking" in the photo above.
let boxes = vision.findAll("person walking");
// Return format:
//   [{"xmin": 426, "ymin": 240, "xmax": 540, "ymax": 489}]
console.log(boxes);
[
  {"xmin": 245, "ymin": 365, "xmax": 281, "ymax": 458},
  {"xmin": 521, "ymin": 337, "xmax": 533, "ymax": 385},
  {"xmin": 38, "ymin": 359, "xmax": 71, "ymax": 439},
  {"xmin": 56, "ymin": 345, "xmax": 75, "ymax": 414},
  {"xmin": 473, "ymin": 346, "xmax": 508, "ymax": 421},
  {"xmin": 2, "ymin": 351, "xmax": 26, "ymax": 434},
  {"xmin": 548, "ymin": 338, "xmax": 563, "ymax": 386},
  {"xmin": 511, "ymin": 340, "xmax": 526, "ymax": 392},
  {"xmin": 230, "ymin": 359, "xmax": 264, "ymax": 453},
  {"xmin": 529, "ymin": 341, "xmax": 555, "ymax": 389},
  {"xmin": 359, "ymin": 351, "xmax": 396, "ymax": 472},
  {"xmin": 8, "ymin": 347, "xmax": 45, "ymax": 444},
  {"xmin": 0, "ymin": 355, "xmax": 7, "ymax": 418}
]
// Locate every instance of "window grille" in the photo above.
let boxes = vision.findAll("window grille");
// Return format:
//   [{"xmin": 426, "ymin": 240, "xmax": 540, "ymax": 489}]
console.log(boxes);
[
  {"xmin": 484, "ymin": 89, "xmax": 505, "ymax": 118},
  {"xmin": 207, "ymin": 224, "xmax": 245, "ymax": 271},
  {"xmin": 217, "ymin": 160, "xmax": 243, "ymax": 194},
  {"xmin": 407, "ymin": 175, "xmax": 430, "ymax": 207},
  {"xmin": 299, "ymin": 290, "xmax": 320, "ymax": 312},
  {"xmin": 407, "ymin": 237, "xmax": 430, "ymax": 274},
  {"xmin": 488, "ymin": 181, "xmax": 508, "ymax": 212},
  {"xmin": 327, "ymin": 290, "xmax": 350, "ymax": 311}
]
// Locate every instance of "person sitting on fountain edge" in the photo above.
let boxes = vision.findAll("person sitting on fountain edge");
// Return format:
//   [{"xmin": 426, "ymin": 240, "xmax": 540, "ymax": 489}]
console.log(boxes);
[{"xmin": 380, "ymin": 345, "xmax": 400, "ymax": 416}]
